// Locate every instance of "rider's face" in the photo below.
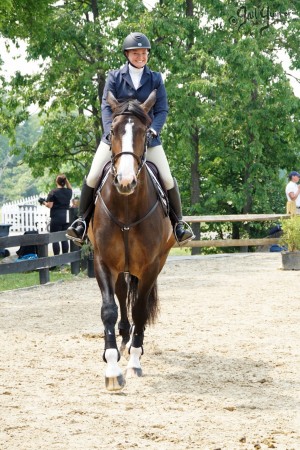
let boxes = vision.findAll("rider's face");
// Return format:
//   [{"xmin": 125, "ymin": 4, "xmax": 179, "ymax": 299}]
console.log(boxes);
[{"xmin": 126, "ymin": 49, "xmax": 149, "ymax": 68}]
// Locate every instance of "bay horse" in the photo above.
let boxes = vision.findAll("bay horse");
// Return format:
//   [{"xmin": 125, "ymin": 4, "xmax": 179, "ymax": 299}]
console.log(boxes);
[{"xmin": 90, "ymin": 90, "xmax": 175, "ymax": 391}]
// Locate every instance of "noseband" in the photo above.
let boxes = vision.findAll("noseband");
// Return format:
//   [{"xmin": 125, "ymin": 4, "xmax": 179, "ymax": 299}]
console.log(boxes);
[{"xmin": 109, "ymin": 111, "xmax": 148, "ymax": 179}]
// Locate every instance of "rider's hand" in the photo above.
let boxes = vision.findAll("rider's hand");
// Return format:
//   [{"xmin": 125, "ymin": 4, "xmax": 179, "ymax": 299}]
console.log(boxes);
[{"xmin": 146, "ymin": 128, "xmax": 157, "ymax": 147}]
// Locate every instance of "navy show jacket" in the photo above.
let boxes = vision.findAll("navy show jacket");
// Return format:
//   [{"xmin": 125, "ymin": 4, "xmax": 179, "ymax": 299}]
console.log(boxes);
[{"xmin": 101, "ymin": 63, "xmax": 168, "ymax": 146}]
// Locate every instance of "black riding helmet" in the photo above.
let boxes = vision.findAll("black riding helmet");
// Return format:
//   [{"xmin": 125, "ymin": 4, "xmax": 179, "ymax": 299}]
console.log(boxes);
[{"xmin": 122, "ymin": 32, "xmax": 151, "ymax": 54}]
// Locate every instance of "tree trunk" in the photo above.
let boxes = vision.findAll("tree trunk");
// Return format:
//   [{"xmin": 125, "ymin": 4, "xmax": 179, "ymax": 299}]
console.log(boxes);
[
  {"xmin": 185, "ymin": 0, "xmax": 201, "ymax": 255},
  {"xmin": 186, "ymin": 0, "xmax": 193, "ymax": 16},
  {"xmin": 191, "ymin": 126, "xmax": 201, "ymax": 255}
]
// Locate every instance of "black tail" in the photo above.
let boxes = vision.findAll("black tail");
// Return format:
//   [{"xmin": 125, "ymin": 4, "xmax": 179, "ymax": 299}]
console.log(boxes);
[{"xmin": 127, "ymin": 275, "xmax": 160, "ymax": 325}]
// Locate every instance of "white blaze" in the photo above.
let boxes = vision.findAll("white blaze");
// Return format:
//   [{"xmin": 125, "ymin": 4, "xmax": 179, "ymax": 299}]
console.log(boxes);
[{"xmin": 119, "ymin": 120, "xmax": 135, "ymax": 184}]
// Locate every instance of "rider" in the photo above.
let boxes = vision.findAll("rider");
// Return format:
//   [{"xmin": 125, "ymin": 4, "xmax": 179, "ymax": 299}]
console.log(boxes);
[{"xmin": 67, "ymin": 32, "xmax": 194, "ymax": 245}]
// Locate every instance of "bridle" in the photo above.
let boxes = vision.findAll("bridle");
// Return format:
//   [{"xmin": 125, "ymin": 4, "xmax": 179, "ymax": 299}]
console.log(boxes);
[
  {"xmin": 99, "ymin": 111, "xmax": 158, "ymax": 273},
  {"xmin": 109, "ymin": 111, "xmax": 148, "ymax": 180}
]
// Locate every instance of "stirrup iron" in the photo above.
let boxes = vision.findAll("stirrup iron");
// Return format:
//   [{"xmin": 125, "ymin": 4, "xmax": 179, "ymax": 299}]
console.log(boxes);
[
  {"xmin": 66, "ymin": 218, "xmax": 87, "ymax": 246},
  {"xmin": 174, "ymin": 221, "xmax": 195, "ymax": 245}
]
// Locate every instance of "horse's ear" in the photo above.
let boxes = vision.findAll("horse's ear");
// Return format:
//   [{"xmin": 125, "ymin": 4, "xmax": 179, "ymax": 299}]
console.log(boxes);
[
  {"xmin": 141, "ymin": 90, "xmax": 157, "ymax": 113},
  {"xmin": 107, "ymin": 91, "xmax": 119, "ymax": 111}
]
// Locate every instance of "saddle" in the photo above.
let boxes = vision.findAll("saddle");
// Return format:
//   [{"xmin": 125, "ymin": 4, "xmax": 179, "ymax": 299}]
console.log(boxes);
[{"xmin": 94, "ymin": 161, "xmax": 169, "ymax": 217}]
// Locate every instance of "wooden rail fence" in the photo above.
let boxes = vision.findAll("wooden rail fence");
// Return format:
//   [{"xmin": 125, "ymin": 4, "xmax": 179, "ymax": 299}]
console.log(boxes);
[
  {"xmin": 180, "ymin": 213, "xmax": 289, "ymax": 247},
  {"xmin": 0, "ymin": 213, "xmax": 289, "ymax": 285},
  {"xmin": 0, "ymin": 231, "xmax": 81, "ymax": 284}
]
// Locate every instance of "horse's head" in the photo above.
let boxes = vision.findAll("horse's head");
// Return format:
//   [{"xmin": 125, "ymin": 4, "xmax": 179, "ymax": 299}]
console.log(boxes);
[{"xmin": 107, "ymin": 90, "xmax": 156, "ymax": 195}]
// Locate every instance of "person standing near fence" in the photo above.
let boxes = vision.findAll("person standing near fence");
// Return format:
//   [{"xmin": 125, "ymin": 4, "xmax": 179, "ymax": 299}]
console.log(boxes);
[
  {"xmin": 39, "ymin": 174, "xmax": 72, "ymax": 255},
  {"xmin": 285, "ymin": 171, "xmax": 300, "ymax": 214}
]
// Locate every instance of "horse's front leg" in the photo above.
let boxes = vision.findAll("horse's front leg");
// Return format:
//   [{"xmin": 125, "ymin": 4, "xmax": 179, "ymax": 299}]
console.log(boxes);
[{"xmin": 95, "ymin": 261, "xmax": 126, "ymax": 392}]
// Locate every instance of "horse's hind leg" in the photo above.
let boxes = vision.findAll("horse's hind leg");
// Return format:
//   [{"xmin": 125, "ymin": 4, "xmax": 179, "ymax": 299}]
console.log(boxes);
[
  {"xmin": 115, "ymin": 273, "xmax": 131, "ymax": 355},
  {"xmin": 126, "ymin": 275, "xmax": 159, "ymax": 378},
  {"xmin": 126, "ymin": 325, "xmax": 144, "ymax": 378},
  {"xmin": 95, "ymin": 260, "xmax": 126, "ymax": 392}
]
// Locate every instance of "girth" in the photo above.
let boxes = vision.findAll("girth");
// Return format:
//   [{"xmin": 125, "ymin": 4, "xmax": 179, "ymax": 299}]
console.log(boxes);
[
  {"xmin": 95, "ymin": 161, "xmax": 168, "ymax": 274},
  {"xmin": 97, "ymin": 186, "xmax": 159, "ymax": 274}
]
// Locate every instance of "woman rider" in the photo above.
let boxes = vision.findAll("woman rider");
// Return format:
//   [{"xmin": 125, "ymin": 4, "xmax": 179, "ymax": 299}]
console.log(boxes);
[{"xmin": 67, "ymin": 32, "xmax": 194, "ymax": 245}]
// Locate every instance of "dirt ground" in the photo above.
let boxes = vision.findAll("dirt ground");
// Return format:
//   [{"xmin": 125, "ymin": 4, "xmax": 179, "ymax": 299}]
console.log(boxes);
[{"xmin": 0, "ymin": 253, "xmax": 299, "ymax": 450}]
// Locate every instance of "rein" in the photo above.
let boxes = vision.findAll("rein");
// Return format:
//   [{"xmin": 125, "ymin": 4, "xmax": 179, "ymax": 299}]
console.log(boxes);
[
  {"xmin": 98, "ymin": 189, "xmax": 159, "ymax": 274},
  {"xmin": 99, "ymin": 108, "xmax": 157, "ymax": 273},
  {"xmin": 98, "ymin": 190, "xmax": 159, "ymax": 232}
]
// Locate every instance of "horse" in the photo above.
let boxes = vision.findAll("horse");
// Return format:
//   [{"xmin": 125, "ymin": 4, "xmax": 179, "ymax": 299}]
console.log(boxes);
[{"xmin": 89, "ymin": 90, "xmax": 175, "ymax": 391}]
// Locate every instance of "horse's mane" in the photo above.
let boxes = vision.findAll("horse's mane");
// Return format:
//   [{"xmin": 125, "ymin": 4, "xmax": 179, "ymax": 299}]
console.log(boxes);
[{"xmin": 112, "ymin": 99, "xmax": 152, "ymax": 127}]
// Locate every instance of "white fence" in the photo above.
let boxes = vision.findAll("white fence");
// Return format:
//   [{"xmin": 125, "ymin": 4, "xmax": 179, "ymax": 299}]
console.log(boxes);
[{"xmin": 1, "ymin": 195, "xmax": 50, "ymax": 233}]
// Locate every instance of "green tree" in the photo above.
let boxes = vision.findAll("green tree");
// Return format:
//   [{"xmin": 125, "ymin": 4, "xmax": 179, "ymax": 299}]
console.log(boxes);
[
  {"xmin": 1, "ymin": 0, "xmax": 149, "ymax": 182},
  {"xmin": 0, "ymin": 0, "xmax": 299, "ymax": 255},
  {"xmin": 0, "ymin": 115, "xmax": 53, "ymax": 203},
  {"xmin": 145, "ymin": 0, "xmax": 300, "ymax": 252}
]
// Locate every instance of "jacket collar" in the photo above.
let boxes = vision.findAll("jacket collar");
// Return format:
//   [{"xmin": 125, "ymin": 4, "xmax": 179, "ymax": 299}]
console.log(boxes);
[{"xmin": 121, "ymin": 63, "xmax": 150, "ymax": 89}]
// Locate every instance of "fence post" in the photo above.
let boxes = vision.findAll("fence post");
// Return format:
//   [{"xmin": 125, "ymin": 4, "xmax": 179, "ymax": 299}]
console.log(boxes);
[
  {"xmin": 87, "ymin": 251, "xmax": 95, "ymax": 278},
  {"xmin": 70, "ymin": 240, "xmax": 81, "ymax": 275},
  {"xmin": 38, "ymin": 242, "xmax": 50, "ymax": 284}
]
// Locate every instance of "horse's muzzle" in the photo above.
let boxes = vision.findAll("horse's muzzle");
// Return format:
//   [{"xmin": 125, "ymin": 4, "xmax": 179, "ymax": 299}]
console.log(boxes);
[{"xmin": 114, "ymin": 173, "xmax": 137, "ymax": 195}]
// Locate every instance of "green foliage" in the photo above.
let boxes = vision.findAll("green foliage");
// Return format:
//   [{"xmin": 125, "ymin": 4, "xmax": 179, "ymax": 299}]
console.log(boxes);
[
  {"xmin": 149, "ymin": 1, "xmax": 299, "ymax": 223},
  {"xmin": 280, "ymin": 215, "xmax": 300, "ymax": 252},
  {"xmin": 23, "ymin": 112, "xmax": 96, "ymax": 180},
  {"xmin": 0, "ymin": 0, "xmax": 300, "ymax": 249},
  {"xmin": 0, "ymin": 116, "xmax": 60, "ymax": 203}
]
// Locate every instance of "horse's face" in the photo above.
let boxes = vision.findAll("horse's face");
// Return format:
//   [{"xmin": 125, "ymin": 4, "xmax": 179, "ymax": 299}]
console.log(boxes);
[
  {"xmin": 108, "ymin": 91, "xmax": 156, "ymax": 196},
  {"xmin": 110, "ymin": 114, "xmax": 147, "ymax": 195}
]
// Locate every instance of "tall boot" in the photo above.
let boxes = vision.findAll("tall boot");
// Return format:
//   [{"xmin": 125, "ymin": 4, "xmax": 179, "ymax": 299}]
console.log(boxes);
[
  {"xmin": 66, "ymin": 179, "xmax": 94, "ymax": 247},
  {"xmin": 168, "ymin": 177, "xmax": 194, "ymax": 244}
]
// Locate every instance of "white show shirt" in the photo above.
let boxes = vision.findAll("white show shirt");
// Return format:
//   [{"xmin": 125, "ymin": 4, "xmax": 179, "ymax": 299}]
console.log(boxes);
[{"xmin": 285, "ymin": 181, "xmax": 300, "ymax": 207}]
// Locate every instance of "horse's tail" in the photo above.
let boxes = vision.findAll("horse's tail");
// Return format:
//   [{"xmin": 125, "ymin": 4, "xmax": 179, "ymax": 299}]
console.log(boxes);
[{"xmin": 127, "ymin": 275, "xmax": 160, "ymax": 325}]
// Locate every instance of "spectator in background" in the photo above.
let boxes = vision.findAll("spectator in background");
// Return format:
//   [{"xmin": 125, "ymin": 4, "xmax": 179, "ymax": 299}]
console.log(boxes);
[
  {"xmin": 71, "ymin": 196, "xmax": 80, "ymax": 209},
  {"xmin": 69, "ymin": 195, "xmax": 79, "ymax": 225},
  {"xmin": 39, "ymin": 174, "xmax": 72, "ymax": 255},
  {"xmin": 285, "ymin": 171, "xmax": 300, "ymax": 214}
]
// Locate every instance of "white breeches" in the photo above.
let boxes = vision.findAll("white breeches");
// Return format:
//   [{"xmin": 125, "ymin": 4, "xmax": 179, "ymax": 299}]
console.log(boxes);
[{"xmin": 86, "ymin": 141, "xmax": 174, "ymax": 190}]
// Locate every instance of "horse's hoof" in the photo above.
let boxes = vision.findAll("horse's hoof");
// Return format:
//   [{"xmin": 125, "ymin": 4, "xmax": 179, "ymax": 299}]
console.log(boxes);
[
  {"xmin": 105, "ymin": 374, "xmax": 126, "ymax": 392},
  {"xmin": 125, "ymin": 367, "xmax": 143, "ymax": 378}
]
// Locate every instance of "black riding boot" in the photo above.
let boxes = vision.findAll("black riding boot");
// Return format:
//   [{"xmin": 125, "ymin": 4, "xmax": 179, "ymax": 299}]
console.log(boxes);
[
  {"xmin": 168, "ymin": 178, "xmax": 194, "ymax": 244},
  {"xmin": 66, "ymin": 180, "xmax": 94, "ymax": 247}
]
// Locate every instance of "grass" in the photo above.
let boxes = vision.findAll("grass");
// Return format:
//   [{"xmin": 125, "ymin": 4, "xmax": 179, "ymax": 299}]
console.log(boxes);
[
  {"xmin": 0, "ymin": 248, "xmax": 191, "ymax": 292},
  {"xmin": 169, "ymin": 247, "xmax": 192, "ymax": 256},
  {"xmin": 0, "ymin": 268, "xmax": 78, "ymax": 292}
]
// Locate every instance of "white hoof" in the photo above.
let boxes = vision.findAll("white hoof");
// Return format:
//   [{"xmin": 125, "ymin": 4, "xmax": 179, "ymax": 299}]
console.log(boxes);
[
  {"xmin": 104, "ymin": 349, "xmax": 125, "ymax": 392},
  {"xmin": 126, "ymin": 346, "xmax": 143, "ymax": 378}
]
